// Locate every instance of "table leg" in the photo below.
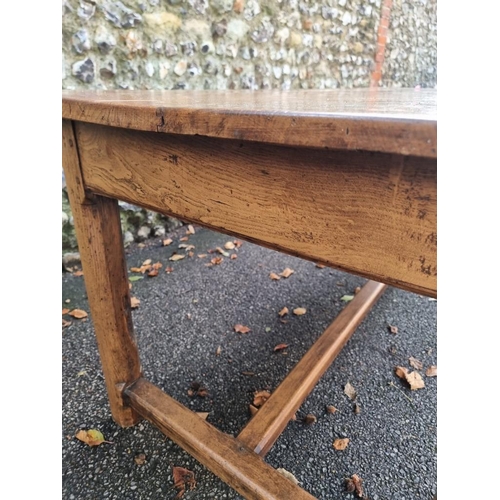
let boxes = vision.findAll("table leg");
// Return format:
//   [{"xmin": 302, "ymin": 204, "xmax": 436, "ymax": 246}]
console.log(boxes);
[{"xmin": 63, "ymin": 120, "xmax": 142, "ymax": 427}]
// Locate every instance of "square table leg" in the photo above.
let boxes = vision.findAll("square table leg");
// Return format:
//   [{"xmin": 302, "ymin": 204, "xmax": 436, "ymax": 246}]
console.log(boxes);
[{"xmin": 63, "ymin": 120, "xmax": 142, "ymax": 427}]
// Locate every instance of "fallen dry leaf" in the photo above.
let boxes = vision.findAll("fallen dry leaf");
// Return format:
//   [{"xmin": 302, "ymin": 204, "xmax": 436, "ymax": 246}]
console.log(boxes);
[
  {"xmin": 280, "ymin": 268, "xmax": 294, "ymax": 278},
  {"xmin": 65, "ymin": 299, "xmax": 70, "ymax": 303},
  {"xmin": 234, "ymin": 324, "xmax": 251, "ymax": 334},
  {"xmin": 62, "ymin": 308, "xmax": 70, "ymax": 315},
  {"xmin": 162, "ymin": 238, "xmax": 173, "ymax": 246},
  {"xmin": 278, "ymin": 307, "xmax": 289, "ymax": 317},
  {"xmin": 389, "ymin": 325, "xmax": 398, "ymax": 334},
  {"xmin": 134, "ymin": 453, "xmax": 146, "ymax": 465},
  {"xmin": 186, "ymin": 224, "xmax": 195, "ymax": 234},
  {"xmin": 147, "ymin": 269, "xmax": 159, "ymax": 277},
  {"xmin": 196, "ymin": 412, "xmax": 209, "ymax": 420},
  {"xmin": 395, "ymin": 366, "xmax": 425, "ymax": 390},
  {"xmin": 354, "ymin": 403, "xmax": 361, "ymax": 414},
  {"xmin": 345, "ymin": 474, "xmax": 365, "ymax": 498},
  {"xmin": 241, "ymin": 371, "xmax": 255, "ymax": 376},
  {"xmin": 169, "ymin": 254, "xmax": 185, "ymax": 262},
  {"xmin": 197, "ymin": 254, "xmax": 207, "ymax": 258},
  {"xmin": 326, "ymin": 405, "xmax": 337, "ymax": 414},
  {"xmin": 354, "ymin": 286, "xmax": 361, "ymax": 294},
  {"xmin": 269, "ymin": 272, "xmax": 281, "ymax": 280},
  {"xmin": 73, "ymin": 270, "xmax": 84, "ymax": 277},
  {"xmin": 233, "ymin": 240, "xmax": 243, "ymax": 248},
  {"xmin": 253, "ymin": 390, "xmax": 271, "ymax": 407},
  {"xmin": 215, "ymin": 247, "xmax": 229, "ymax": 256},
  {"xmin": 130, "ymin": 297, "xmax": 140, "ymax": 309},
  {"xmin": 179, "ymin": 236, "xmax": 189, "ymax": 242},
  {"xmin": 333, "ymin": 438, "xmax": 350, "ymax": 450},
  {"xmin": 216, "ymin": 346, "xmax": 221, "ymax": 356},
  {"xmin": 187, "ymin": 382, "xmax": 208, "ymax": 398},
  {"xmin": 303, "ymin": 414, "xmax": 317, "ymax": 425},
  {"xmin": 409, "ymin": 356, "xmax": 423, "ymax": 370},
  {"xmin": 344, "ymin": 382, "xmax": 357, "ymax": 400},
  {"xmin": 69, "ymin": 309, "xmax": 88, "ymax": 319},
  {"xmin": 293, "ymin": 307, "xmax": 307, "ymax": 316},
  {"xmin": 224, "ymin": 241, "xmax": 235, "ymax": 250},
  {"xmin": 165, "ymin": 266, "xmax": 174, "ymax": 273},
  {"xmin": 273, "ymin": 343, "xmax": 289, "ymax": 352},
  {"xmin": 178, "ymin": 244, "xmax": 195, "ymax": 251},
  {"xmin": 142, "ymin": 259, "xmax": 152, "ymax": 266},
  {"xmin": 75, "ymin": 429, "xmax": 110, "ymax": 447},
  {"xmin": 130, "ymin": 267, "xmax": 142, "ymax": 273},
  {"xmin": 172, "ymin": 465, "xmax": 196, "ymax": 499},
  {"xmin": 210, "ymin": 256, "xmax": 223, "ymax": 265},
  {"xmin": 426, "ymin": 365, "xmax": 437, "ymax": 377},
  {"xmin": 230, "ymin": 254, "xmax": 237, "ymax": 260},
  {"xmin": 62, "ymin": 319, "xmax": 72, "ymax": 328},
  {"xmin": 341, "ymin": 295, "xmax": 354, "ymax": 302},
  {"xmin": 277, "ymin": 468, "xmax": 300, "ymax": 485},
  {"xmin": 315, "ymin": 263, "xmax": 326, "ymax": 269}
]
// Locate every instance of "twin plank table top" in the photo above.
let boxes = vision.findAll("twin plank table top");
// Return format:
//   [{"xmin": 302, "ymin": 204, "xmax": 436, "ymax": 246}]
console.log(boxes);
[{"xmin": 62, "ymin": 88, "xmax": 437, "ymax": 500}]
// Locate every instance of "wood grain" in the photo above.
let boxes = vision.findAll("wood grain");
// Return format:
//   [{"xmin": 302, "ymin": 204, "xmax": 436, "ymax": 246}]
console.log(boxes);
[
  {"xmin": 238, "ymin": 281, "xmax": 386, "ymax": 456},
  {"xmin": 63, "ymin": 119, "xmax": 143, "ymax": 427},
  {"xmin": 124, "ymin": 378, "xmax": 316, "ymax": 500},
  {"xmin": 75, "ymin": 122, "xmax": 437, "ymax": 297},
  {"xmin": 62, "ymin": 89, "xmax": 437, "ymax": 158}
]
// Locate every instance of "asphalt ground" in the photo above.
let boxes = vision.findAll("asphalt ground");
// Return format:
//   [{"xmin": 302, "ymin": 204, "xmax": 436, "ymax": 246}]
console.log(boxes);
[{"xmin": 62, "ymin": 225, "xmax": 437, "ymax": 500}]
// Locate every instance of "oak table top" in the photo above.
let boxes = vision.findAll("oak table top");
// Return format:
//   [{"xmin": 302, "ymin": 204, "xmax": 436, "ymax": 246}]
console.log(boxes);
[{"xmin": 62, "ymin": 88, "xmax": 437, "ymax": 158}]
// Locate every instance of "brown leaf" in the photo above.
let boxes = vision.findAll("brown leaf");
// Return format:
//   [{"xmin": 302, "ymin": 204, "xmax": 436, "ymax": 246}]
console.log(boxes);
[
  {"xmin": 178, "ymin": 244, "xmax": 195, "ymax": 250},
  {"xmin": 152, "ymin": 262, "xmax": 163, "ymax": 270},
  {"xmin": 303, "ymin": 414, "xmax": 317, "ymax": 425},
  {"xmin": 293, "ymin": 307, "xmax": 307, "ymax": 316},
  {"xmin": 273, "ymin": 343, "xmax": 289, "ymax": 352},
  {"xmin": 344, "ymin": 382, "xmax": 357, "ymax": 400},
  {"xmin": 62, "ymin": 308, "xmax": 70, "ymax": 315},
  {"xmin": 210, "ymin": 256, "xmax": 223, "ymax": 265},
  {"xmin": 395, "ymin": 366, "xmax": 425, "ymax": 390},
  {"xmin": 62, "ymin": 319, "xmax": 72, "ymax": 328},
  {"xmin": 241, "ymin": 371, "xmax": 255, "ymax": 376},
  {"xmin": 389, "ymin": 325, "xmax": 398, "ymax": 334},
  {"xmin": 165, "ymin": 266, "xmax": 174, "ymax": 273},
  {"xmin": 234, "ymin": 324, "xmax": 251, "ymax": 334},
  {"xmin": 147, "ymin": 269, "xmax": 159, "ymax": 277},
  {"xmin": 169, "ymin": 254, "xmax": 185, "ymax": 262},
  {"xmin": 130, "ymin": 297, "xmax": 140, "ymax": 309},
  {"xmin": 230, "ymin": 254, "xmax": 237, "ymax": 260},
  {"xmin": 345, "ymin": 474, "xmax": 364, "ymax": 498},
  {"xmin": 353, "ymin": 403, "xmax": 361, "ymax": 414},
  {"xmin": 134, "ymin": 453, "xmax": 146, "ymax": 465},
  {"xmin": 162, "ymin": 238, "xmax": 173, "ymax": 246},
  {"xmin": 326, "ymin": 405, "xmax": 337, "ymax": 414},
  {"xmin": 409, "ymin": 356, "xmax": 423, "ymax": 370},
  {"xmin": 280, "ymin": 267, "xmax": 294, "ymax": 278},
  {"xmin": 215, "ymin": 346, "xmax": 221, "ymax": 356},
  {"xmin": 426, "ymin": 365, "xmax": 437, "ymax": 377},
  {"xmin": 253, "ymin": 390, "xmax": 271, "ymax": 407},
  {"xmin": 188, "ymin": 382, "xmax": 208, "ymax": 398},
  {"xmin": 333, "ymin": 438, "xmax": 350, "ymax": 450},
  {"xmin": 186, "ymin": 224, "xmax": 195, "ymax": 234},
  {"xmin": 215, "ymin": 247, "xmax": 229, "ymax": 256},
  {"xmin": 269, "ymin": 272, "xmax": 281, "ymax": 280},
  {"xmin": 172, "ymin": 465, "xmax": 196, "ymax": 499},
  {"xmin": 130, "ymin": 267, "xmax": 142, "ymax": 273},
  {"xmin": 278, "ymin": 307, "xmax": 289, "ymax": 317},
  {"xmin": 224, "ymin": 241, "xmax": 235, "ymax": 250},
  {"xmin": 73, "ymin": 270, "xmax": 84, "ymax": 277},
  {"xmin": 315, "ymin": 263, "xmax": 326, "ymax": 269},
  {"xmin": 69, "ymin": 309, "xmax": 88, "ymax": 319},
  {"xmin": 197, "ymin": 254, "xmax": 207, "ymax": 258},
  {"xmin": 179, "ymin": 236, "xmax": 189, "ymax": 242},
  {"xmin": 75, "ymin": 429, "xmax": 110, "ymax": 447},
  {"xmin": 233, "ymin": 240, "xmax": 243, "ymax": 248}
]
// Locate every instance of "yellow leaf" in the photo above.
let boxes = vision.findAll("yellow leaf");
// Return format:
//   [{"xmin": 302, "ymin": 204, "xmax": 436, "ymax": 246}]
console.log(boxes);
[{"xmin": 75, "ymin": 429, "xmax": 109, "ymax": 447}]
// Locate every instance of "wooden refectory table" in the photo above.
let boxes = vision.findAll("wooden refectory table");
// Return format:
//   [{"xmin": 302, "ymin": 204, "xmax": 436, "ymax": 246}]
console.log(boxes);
[{"xmin": 62, "ymin": 88, "xmax": 436, "ymax": 499}]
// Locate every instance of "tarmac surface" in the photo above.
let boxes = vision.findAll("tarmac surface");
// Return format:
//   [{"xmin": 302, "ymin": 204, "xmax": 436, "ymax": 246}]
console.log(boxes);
[{"xmin": 62, "ymin": 225, "xmax": 437, "ymax": 500}]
